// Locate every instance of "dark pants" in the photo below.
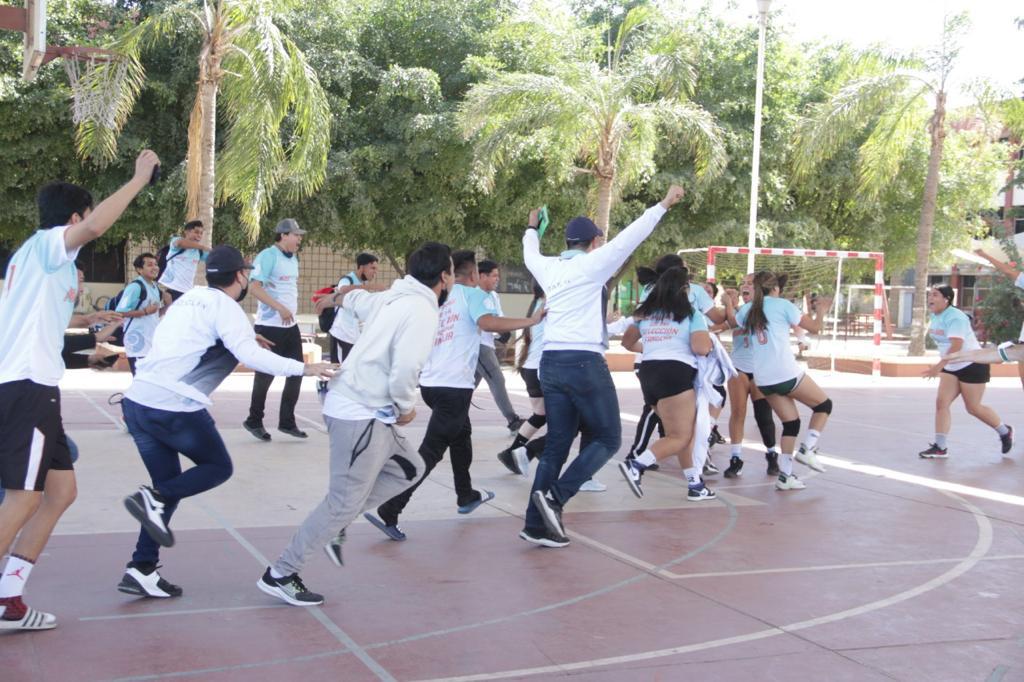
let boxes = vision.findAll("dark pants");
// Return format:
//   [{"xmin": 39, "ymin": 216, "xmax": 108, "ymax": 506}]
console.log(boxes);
[
  {"xmin": 128, "ymin": 357, "xmax": 139, "ymax": 376},
  {"xmin": 329, "ymin": 336, "xmax": 354, "ymax": 364},
  {"xmin": 525, "ymin": 351, "xmax": 621, "ymax": 532},
  {"xmin": 122, "ymin": 399, "xmax": 233, "ymax": 564},
  {"xmin": 247, "ymin": 325, "xmax": 304, "ymax": 430},
  {"xmin": 628, "ymin": 403, "xmax": 664, "ymax": 457},
  {"xmin": 377, "ymin": 386, "xmax": 478, "ymax": 524}
]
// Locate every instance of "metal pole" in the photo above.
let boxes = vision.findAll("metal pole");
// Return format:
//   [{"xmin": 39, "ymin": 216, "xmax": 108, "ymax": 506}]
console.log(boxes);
[
  {"xmin": 746, "ymin": 1, "xmax": 771, "ymax": 274},
  {"xmin": 830, "ymin": 256, "xmax": 844, "ymax": 373}
]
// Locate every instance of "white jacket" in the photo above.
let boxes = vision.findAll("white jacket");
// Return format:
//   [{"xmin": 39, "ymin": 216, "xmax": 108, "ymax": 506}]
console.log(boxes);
[
  {"xmin": 328, "ymin": 275, "xmax": 440, "ymax": 415},
  {"xmin": 692, "ymin": 335, "xmax": 738, "ymax": 469},
  {"xmin": 523, "ymin": 204, "xmax": 667, "ymax": 353}
]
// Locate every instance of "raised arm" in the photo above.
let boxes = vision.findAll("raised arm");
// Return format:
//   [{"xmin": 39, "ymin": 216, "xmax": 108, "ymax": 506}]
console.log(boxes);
[{"xmin": 974, "ymin": 249, "xmax": 1020, "ymax": 281}]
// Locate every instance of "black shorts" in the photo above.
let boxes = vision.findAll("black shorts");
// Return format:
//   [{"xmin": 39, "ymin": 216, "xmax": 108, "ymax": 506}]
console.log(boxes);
[
  {"xmin": 942, "ymin": 363, "xmax": 990, "ymax": 384},
  {"xmin": 0, "ymin": 380, "xmax": 73, "ymax": 491},
  {"xmin": 520, "ymin": 368, "xmax": 543, "ymax": 398},
  {"xmin": 638, "ymin": 360, "xmax": 697, "ymax": 405}
]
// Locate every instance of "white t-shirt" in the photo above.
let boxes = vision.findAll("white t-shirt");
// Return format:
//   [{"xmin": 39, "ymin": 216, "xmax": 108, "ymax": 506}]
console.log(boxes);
[
  {"xmin": 479, "ymin": 290, "xmax": 503, "ymax": 348},
  {"xmin": 735, "ymin": 297, "xmax": 803, "ymax": 387},
  {"xmin": 252, "ymin": 245, "xmax": 299, "ymax": 328},
  {"xmin": 928, "ymin": 305, "xmax": 981, "ymax": 372},
  {"xmin": 116, "ymin": 278, "xmax": 163, "ymax": 358},
  {"xmin": 323, "ymin": 391, "xmax": 398, "ymax": 423},
  {"xmin": 419, "ymin": 283, "xmax": 495, "ymax": 388},
  {"xmin": 158, "ymin": 236, "xmax": 207, "ymax": 294},
  {"xmin": 0, "ymin": 226, "xmax": 82, "ymax": 386},
  {"xmin": 523, "ymin": 298, "xmax": 546, "ymax": 370},
  {"xmin": 329, "ymin": 271, "xmax": 361, "ymax": 343},
  {"xmin": 637, "ymin": 311, "xmax": 709, "ymax": 367}
]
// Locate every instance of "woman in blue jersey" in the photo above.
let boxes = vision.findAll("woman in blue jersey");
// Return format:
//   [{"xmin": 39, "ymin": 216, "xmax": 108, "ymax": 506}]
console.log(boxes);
[
  {"xmin": 618, "ymin": 267, "xmax": 715, "ymax": 501},
  {"xmin": 920, "ymin": 285, "xmax": 1012, "ymax": 458},
  {"xmin": 735, "ymin": 270, "xmax": 830, "ymax": 491}
]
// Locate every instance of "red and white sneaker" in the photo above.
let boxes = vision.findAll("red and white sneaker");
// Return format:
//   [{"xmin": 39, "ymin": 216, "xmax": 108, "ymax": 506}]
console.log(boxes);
[{"xmin": 0, "ymin": 596, "xmax": 57, "ymax": 630}]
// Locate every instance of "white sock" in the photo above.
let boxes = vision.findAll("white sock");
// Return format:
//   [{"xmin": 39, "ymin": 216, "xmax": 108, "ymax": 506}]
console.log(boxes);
[
  {"xmin": 269, "ymin": 567, "xmax": 285, "ymax": 580},
  {"xmin": 935, "ymin": 433, "xmax": 948, "ymax": 448},
  {"xmin": 996, "ymin": 424, "xmax": 1010, "ymax": 436},
  {"xmin": 635, "ymin": 449, "xmax": 658, "ymax": 467},
  {"xmin": 803, "ymin": 429, "xmax": 821, "ymax": 451},
  {"xmin": 683, "ymin": 467, "xmax": 701, "ymax": 486},
  {"xmin": 519, "ymin": 423, "xmax": 539, "ymax": 440},
  {"xmin": 780, "ymin": 453, "xmax": 794, "ymax": 476},
  {"xmin": 0, "ymin": 556, "xmax": 34, "ymax": 598},
  {"xmin": 730, "ymin": 444, "xmax": 742, "ymax": 457}
]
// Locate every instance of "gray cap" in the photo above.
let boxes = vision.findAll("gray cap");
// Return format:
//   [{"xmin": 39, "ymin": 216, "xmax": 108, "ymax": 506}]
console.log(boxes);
[{"xmin": 274, "ymin": 218, "xmax": 306, "ymax": 235}]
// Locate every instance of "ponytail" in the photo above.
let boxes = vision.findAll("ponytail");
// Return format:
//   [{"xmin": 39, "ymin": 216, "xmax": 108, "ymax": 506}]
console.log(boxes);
[
  {"xmin": 745, "ymin": 270, "xmax": 778, "ymax": 332},
  {"xmin": 634, "ymin": 266, "xmax": 694, "ymax": 323}
]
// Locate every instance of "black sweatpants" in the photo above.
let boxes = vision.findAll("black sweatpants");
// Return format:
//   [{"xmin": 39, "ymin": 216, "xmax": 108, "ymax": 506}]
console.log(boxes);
[{"xmin": 246, "ymin": 324, "xmax": 304, "ymax": 430}]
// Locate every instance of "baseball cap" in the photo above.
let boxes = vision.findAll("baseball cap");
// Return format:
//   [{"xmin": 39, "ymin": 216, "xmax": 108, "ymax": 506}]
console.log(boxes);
[
  {"xmin": 275, "ymin": 218, "xmax": 307, "ymax": 235},
  {"xmin": 565, "ymin": 216, "xmax": 603, "ymax": 242},
  {"xmin": 205, "ymin": 245, "xmax": 253, "ymax": 274}
]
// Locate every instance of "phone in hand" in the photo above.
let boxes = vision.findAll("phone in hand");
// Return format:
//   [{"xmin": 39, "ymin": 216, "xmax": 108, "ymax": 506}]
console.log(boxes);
[{"xmin": 537, "ymin": 205, "xmax": 549, "ymax": 238}]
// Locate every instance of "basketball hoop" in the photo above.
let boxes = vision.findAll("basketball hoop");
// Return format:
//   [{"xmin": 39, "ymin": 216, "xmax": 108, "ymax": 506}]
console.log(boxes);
[{"xmin": 59, "ymin": 47, "xmax": 129, "ymax": 129}]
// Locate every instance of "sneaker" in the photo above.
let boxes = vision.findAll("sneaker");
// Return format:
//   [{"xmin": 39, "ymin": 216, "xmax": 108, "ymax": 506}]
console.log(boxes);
[
  {"xmin": 625, "ymin": 453, "xmax": 658, "ymax": 471},
  {"xmin": 124, "ymin": 485, "xmax": 175, "ymax": 548},
  {"xmin": 0, "ymin": 596, "xmax": 56, "ymax": 630},
  {"xmin": 703, "ymin": 458, "xmax": 720, "ymax": 476},
  {"xmin": 579, "ymin": 478, "xmax": 607, "ymax": 492},
  {"xmin": 723, "ymin": 455, "xmax": 744, "ymax": 479},
  {"xmin": 687, "ymin": 484, "xmax": 718, "ymax": 502},
  {"xmin": 617, "ymin": 459, "xmax": 647, "ymax": 498},
  {"xmin": 278, "ymin": 426, "xmax": 308, "ymax": 439},
  {"xmin": 457, "ymin": 490, "xmax": 495, "ymax": 514},
  {"xmin": 498, "ymin": 446, "xmax": 530, "ymax": 477},
  {"xmin": 257, "ymin": 568, "xmax": 324, "ymax": 606},
  {"xmin": 531, "ymin": 490, "xmax": 565, "ymax": 537},
  {"xmin": 507, "ymin": 416, "xmax": 525, "ymax": 434},
  {"xmin": 918, "ymin": 443, "xmax": 949, "ymax": 459},
  {"xmin": 243, "ymin": 421, "xmax": 271, "ymax": 441},
  {"xmin": 519, "ymin": 527, "xmax": 569, "ymax": 548},
  {"xmin": 775, "ymin": 473, "xmax": 807, "ymax": 491},
  {"xmin": 709, "ymin": 425, "xmax": 726, "ymax": 446},
  {"xmin": 1000, "ymin": 425, "xmax": 1014, "ymax": 455},
  {"xmin": 363, "ymin": 512, "xmax": 407, "ymax": 541},
  {"xmin": 796, "ymin": 444, "xmax": 826, "ymax": 473},
  {"xmin": 766, "ymin": 450, "xmax": 780, "ymax": 476},
  {"xmin": 323, "ymin": 528, "xmax": 346, "ymax": 567},
  {"xmin": 117, "ymin": 562, "xmax": 183, "ymax": 598}
]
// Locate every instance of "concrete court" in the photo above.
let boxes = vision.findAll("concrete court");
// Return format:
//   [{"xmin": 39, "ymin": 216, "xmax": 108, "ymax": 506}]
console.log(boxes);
[{"xmin": 3, "ymin": 367, "xmax": 1024, "ymax": 681}]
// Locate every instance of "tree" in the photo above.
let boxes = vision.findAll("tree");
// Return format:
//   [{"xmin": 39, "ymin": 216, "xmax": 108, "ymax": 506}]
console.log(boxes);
[{"xmin": 74, "ymin": 0, "xmax": 330, "ymax": 245}]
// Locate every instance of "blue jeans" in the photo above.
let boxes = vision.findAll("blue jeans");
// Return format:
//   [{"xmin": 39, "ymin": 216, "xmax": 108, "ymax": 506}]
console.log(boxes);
[
  {"xmin": 122, "ymin": 399, "xmax": 233, "ymax": 564},
  {"xmin": 524, "ymin": 350, "xmax": 621, "ymax": 531}
]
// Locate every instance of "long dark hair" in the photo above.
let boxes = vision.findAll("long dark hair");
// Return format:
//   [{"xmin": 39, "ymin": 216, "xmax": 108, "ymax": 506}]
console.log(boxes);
[
  {"xmin": 517, "ymin": 281, "xmax": 545, "ymax": 369},
  {"xmin": 634, "ymin": 266, "xmax": 694, "ymax": 323},
  {"xmin": 745, "ymin": 270, "xmax": 779, "ymax": 332}
]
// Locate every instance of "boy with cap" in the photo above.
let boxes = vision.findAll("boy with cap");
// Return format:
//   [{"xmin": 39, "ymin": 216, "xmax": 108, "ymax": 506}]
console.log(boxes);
[
  {"xmin": 244, "ymin": 218, "xmax": 308, "ymax": 441},
  {"xmin": 119, "ymin": 245, "xmax": 336, "ymax": 598}
]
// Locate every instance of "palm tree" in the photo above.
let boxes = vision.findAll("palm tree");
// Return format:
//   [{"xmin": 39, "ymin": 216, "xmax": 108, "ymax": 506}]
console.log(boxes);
[
  {"xmin": 459, "ymin": 5, "xmax": 726, "ymax": 237},
  {"xmin": 793, "ymin": 13, "xmax": 970, "ymax": 355},
  {"xmin": 74, "ymin": 0, "xmax": 330, "ymax": 244}
]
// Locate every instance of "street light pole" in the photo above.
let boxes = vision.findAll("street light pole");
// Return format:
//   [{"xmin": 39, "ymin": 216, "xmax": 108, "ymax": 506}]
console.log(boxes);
[{"xmin": 746, "ymin": 0, "xmax": 771, "ymax": 274}]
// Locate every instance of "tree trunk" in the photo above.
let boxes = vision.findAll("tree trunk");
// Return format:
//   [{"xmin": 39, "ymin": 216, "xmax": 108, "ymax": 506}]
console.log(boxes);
[
  {"xmin": 385, "ymin": 253, "xmax": 406, "ymax": 278},
  {"xmin": 595, "ymin": 175, "xmax": 614, "ymax": 235},
  {"xmin": 907, "ymin": 91, "xmax": 947, "ymax": 356}
]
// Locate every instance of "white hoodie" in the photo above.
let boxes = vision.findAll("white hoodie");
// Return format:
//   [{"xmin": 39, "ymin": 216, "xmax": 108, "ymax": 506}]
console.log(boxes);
[{"xmin": 325, "ymin": 275, "xmax": 440, "ymax": 417}]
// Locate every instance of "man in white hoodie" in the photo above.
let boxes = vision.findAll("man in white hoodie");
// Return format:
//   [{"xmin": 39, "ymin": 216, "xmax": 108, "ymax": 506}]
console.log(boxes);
[{"xmin": 259, "ymin": 242, "xmax": 454, "ymax": 607}]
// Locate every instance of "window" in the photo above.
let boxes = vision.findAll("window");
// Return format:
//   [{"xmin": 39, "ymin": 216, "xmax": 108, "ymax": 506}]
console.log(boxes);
[{"xmin": 1016, "ymin": 218, "xmax": 1024, "ymax": 235}]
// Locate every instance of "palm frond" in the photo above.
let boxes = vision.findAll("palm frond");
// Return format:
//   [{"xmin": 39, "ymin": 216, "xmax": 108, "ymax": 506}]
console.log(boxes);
[
  {"xmin": 856, "ymin": 87, "xmax": 930, "ymax": 197},
  {"xmin": 624, "ymin": 99, "xmax": 727, "ymax": 183}
]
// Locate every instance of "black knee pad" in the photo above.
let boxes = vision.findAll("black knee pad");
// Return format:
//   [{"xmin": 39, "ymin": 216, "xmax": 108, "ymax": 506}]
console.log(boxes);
[
  {"xmin": 812, "ymin": 399, "xmax": 833, "ymax": 415},
  {"xmin": 782, "ymin": 419, "xmax": 801, "ymax": 437},
  {"xmin": 527, "ymin": 414, "xmax": 547, "ymax": 429}
]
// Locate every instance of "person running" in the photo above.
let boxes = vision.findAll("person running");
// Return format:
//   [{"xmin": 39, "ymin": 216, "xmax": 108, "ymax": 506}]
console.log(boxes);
[
  {"xmin": 474, "ymin": 259, "xmax": 524, "ymax": 433},
  {"xmin": 618, "ymin": 266, "xmax": 716, "ymax": 501},
  {"xmin": 116, "ymin": 253, "xmax": 164, "ymax": 375},
  {"xmin": 734, "ymin": 271, "xmax": 830, "ymax": 491},
  {"xmin": 522, "ymin": 185, "xmax": 686, "ymax": 548},
  {"xmin": 158, "ymin": 220, "xmax": 209, "ymax": 303},
  {"xmin": 0, "ymin": 150, "xmax": 160, "ymax": 630},
  {"xmin": 623, "ymin": 266, "xmax": 664, "ymax": 469},
  {"xmin": 244, "ymin": 218, "xmax": 308, "ymax": 441},
  {"xmin": 363, "ymin": 250, "xmax": 542, "ymax": 541},
  {"xmin": 117, "ymin": 245, "xmax": 335, "ymax": 599},
  {"xmin": 972, "ymin": 248, "xmax": 1024, "ymax": 390},
  {"xmin": 919, "ymin": 285, "xmax": 1013, "ymax": 458},
  {"xmin": 258, "ymin": 242, "xmax": 452, "ymax": 606},
  {"xmin": 722, "ymin": 276, "xmax": 781, "ymax": 477},
  {"xmin": 326, "ymin": 252, "xmax": 379, "ymax": 363}
]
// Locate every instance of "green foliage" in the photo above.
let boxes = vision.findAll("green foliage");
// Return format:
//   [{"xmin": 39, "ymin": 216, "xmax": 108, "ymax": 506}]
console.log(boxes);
[{"xmin": 976, "ymin": 237, "xmax": 1024, "ymax": 344}]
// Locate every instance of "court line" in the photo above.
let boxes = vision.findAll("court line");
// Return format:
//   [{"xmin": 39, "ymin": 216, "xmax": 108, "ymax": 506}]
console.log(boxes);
[
  {"xmin": 296, "ymin": 412, "xmax": 328, "ymax": 433},
  {"xmin": 80, "ymin": 603, "xmax": 289, "ymax": 622},
  {"xmin": 75, "ymin": 389, "xmax": 125, "ymax": 430},
  {"xmin": 108, "ymin": 649, "xmax": 350, "ymax": 682},
  {"xmin": 667, "ymin": 553, "xmax": 1024, "ymax": 580}
]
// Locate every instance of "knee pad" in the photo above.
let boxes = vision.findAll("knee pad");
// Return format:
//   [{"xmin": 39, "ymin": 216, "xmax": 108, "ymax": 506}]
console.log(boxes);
[
  {"xmin": 782, "ymin": 419, "xmax": 801, "ymax": 437},
  {"xmin": 812, "ymin": 399, "xmax": 833, "ymax": 415},
  {"xmin": 527, "ymin": 414, "xmax": 547, "ymax": 429}
]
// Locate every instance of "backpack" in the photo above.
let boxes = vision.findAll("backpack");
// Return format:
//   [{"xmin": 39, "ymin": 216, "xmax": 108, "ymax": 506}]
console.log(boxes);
[
  {"xmin": 156, "ymin": 242, "xmax": 185, "ymax": 281},
  {"xmin": 318, "ymin": 274, "xmax": 357, "ymax": 334},
  {"xmin": 104, "ymin": 280, "xmax": 146, "ymax": 346}
]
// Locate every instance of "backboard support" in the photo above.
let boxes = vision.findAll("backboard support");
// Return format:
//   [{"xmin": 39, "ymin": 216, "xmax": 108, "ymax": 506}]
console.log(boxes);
[{"xmin": 0, "ymin": 0, "xmax": 47, "ymax": 81}]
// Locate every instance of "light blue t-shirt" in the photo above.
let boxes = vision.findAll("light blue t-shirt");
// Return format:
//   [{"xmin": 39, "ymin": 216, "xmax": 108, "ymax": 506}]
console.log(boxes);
[
  {"xmin": 688, "ymin": 284, "xmax": 715, "ymax": 316},
  {"xmin": 928, "ymin": 305, "xmax": 980, "ymax": 372},
  {"xmin": 637, "ymin": 310, "xmax": 709, "ymax": 367},
  {"xmin": 735, "ymin": 297, "xmax": 803, "ymax": 386},
  {"xmin": 0, "ymin": 226, "xmax": 82, "ymax": 386},
  {"xmin": 116, "ymin": 278, "xmax": 163, "ymax": 358},
  {"xmin": 730, "ymin": 325, "xmax": 754, "ymax": 373},
  {"xmin": 158, "ymin": 236, "xmax": 207, "ymax": 294},
  {"xmin": 419, "ymin": 283, "xmax": 495, "ymax": 388},
  {"xmin": 252, "ymin": 245, "xmax": 299, "ymax": 328}
]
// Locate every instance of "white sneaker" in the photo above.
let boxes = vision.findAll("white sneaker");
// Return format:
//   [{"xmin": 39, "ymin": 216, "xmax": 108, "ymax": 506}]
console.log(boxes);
[
  {"xmin": 796, "ymin": 445, "xmax": 826, "ymax": 473},
  {"xmin": 512, "ymin": 447, "xmax": 531, "ymax": 478},
  {"xmin": 124, "ymin": 485, "xmax": 175, "ymax": 547},
  {"xmin": 775, "ymin": 473, "xmax": 807, "ymax": 491},
  {"xmin": 579, "ymin": 478, "xmax": 607, "ymax": 492}
]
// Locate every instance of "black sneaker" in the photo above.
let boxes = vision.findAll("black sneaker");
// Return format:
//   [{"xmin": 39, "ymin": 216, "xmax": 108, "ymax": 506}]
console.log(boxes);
[
  {"xmin": 918, "ymin": 443, "xmax": 948, "ymax": 459},
  {"xmin": 703, "ymin": 458, "xmax": 720, "ymax": 476},
  {"xmin": 1000, "ymin": 426, "xmax": 1014, "ymax": 455},
  {"xmin": 243, "ymin": 421, "xmax": 271, "ymax": 441},
  {"xmin": 617, "ymin": 458, "xmax": 647, "ymax": 498},
  {"xmin": 323, "ymin": 528, "xmax": 346, "ymax": 567},
  {"xmin": 625, "ymin": 453, "xmax": 658, "ymax": 471},
  {"xmin": 766, "ymin": 451, "xmax": 780, "ymax": 476},
  {"xmin": 519, "ymin": 527, "xmax": 569, "ymax": 548},
  {"xmin": 708, "ymin": 425, "xmax": 726, "ymax": 446},
  {"xmin": 363, "ymin": 512, "xmax": 407, "ymax": 541},
  {"xmin": 723, "ymin": 456, "xmax": 744, "ymax": 478},
  {"xmin": 497, "ymin": 446, "xmax": 529, "ymax": 476},
  {"xmin": 507, "ymin": 416, "xmax": 525, "ymax": 434},
  {"xmin": 124, "ymin": 485, "xmax": 175, "ymax": 547},
  {"xmin": 278, "ymin": 426, "xmax": 308, "ymax": 439},
  {"xmin": 117, "ymin": 562, "xmax": 183, "ymax": 598},
  {"xmin": 531, "ymin": 490, "xmax": 565, "ymax": 537},
  {"xmin": 257, "ymin": 568, "xmax": 324, "ymax": 606}
]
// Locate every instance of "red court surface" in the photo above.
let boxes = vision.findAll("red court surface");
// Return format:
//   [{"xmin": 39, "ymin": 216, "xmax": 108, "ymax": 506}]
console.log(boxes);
[{"xmin": 3, "ymin": 369, "xmax": 1024, "ymax": 681}]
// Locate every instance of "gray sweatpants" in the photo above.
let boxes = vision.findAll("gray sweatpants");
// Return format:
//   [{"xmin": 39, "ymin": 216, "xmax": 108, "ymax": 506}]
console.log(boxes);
[
  {"xmin": 273, "ymin": 416, "xmax": 424, "ymax": 576},
  {"xmin": 474, "ymin": 344, "xmax": 518, "ymax": 424}
]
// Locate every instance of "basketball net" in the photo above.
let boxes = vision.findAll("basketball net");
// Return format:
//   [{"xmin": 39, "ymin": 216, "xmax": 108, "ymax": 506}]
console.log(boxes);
[{"xmin": 63, "ymin": 53, "xmax": 128, "ymax": 129}]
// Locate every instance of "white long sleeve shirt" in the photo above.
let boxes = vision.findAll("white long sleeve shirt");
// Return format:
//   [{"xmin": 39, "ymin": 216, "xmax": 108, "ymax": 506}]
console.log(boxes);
[{"xmin": 523, "ymin": 204, "xmax": 667, "ymax": 353}]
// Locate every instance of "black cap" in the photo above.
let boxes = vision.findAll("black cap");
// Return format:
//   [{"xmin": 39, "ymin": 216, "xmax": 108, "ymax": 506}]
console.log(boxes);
[
  {"xmin": 565, "ymin": 216, "xmax": 603, "ymax": 242},
  {"xmin": 205, "ymin": 245, "xmax": 253, "ymax": 274}
]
